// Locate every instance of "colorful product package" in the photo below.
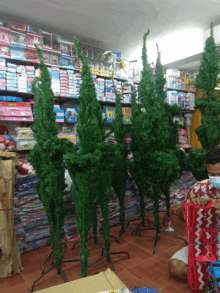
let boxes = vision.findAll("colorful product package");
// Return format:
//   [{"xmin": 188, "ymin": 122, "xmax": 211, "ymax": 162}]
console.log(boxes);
[{"xmin": 183, "ymin": 202, "xmax": 220, "ymax": 291}]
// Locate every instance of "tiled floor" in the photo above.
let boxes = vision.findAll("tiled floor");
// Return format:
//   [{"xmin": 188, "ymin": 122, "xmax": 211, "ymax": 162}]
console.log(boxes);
[{"xmin": 0, "ymin": 212, "xmax": 193, "ymax": 293}]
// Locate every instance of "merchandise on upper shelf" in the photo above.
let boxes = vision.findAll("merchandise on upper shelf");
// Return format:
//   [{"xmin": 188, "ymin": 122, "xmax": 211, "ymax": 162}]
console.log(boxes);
[
  {"xmin": 165, "ymin": 69, "xmax": 196, "ymax": 92},
  {"xmin": 42, "ymin": 31, "xmax": 52, "ymax": 51},
  {"xmin": 52, "ymin": 34, "xmax": 61, "ymax": 53}
]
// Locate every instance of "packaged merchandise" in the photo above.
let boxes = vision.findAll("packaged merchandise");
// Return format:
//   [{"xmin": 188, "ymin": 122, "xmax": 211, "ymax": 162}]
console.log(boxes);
[
  {"xmin": 64, "ymin": 107, "xmax": 79, "ymax": 123},
  {"xmin": 183, "ymin": 202, "xmax": 220, "ymax": 291}
]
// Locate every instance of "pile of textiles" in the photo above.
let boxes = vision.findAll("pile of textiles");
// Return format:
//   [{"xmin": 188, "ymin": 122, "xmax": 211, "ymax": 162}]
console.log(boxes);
[
  {"xmin": 62, "ymin": 191, "xmax": 78, "ymax": 241},
  {"xmin": 167, "ymin": 171, "xmax": 196, "ymax": 206},
  {"xmin": 14, "ymin": 174, "xmax": 50, "ymax": 253}
]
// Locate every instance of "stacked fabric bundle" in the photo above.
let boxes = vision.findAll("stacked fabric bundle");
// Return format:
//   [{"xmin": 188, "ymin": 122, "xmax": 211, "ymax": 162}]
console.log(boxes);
[
  {"xmin": 62, "ymin": 191, "xmax": 78, "ymax": 241},
  {"xmin": 14, "ymin": 174, "xmax": 50, "ymax": 253},
  {"xmin": 168, "ymin": 171, "xmax": 196, "ymax": 206}
]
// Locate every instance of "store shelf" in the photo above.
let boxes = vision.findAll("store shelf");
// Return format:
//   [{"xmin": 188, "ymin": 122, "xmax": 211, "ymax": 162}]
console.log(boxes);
[{"xmin": 165, "ymin": 88, "xmax": 196, "ymax": 94}]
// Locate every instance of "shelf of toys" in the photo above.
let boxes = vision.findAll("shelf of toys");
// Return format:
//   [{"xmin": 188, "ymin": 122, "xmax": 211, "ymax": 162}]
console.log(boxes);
[{"xmin": 164, "ymin": 69, "xmax": 196, "ymax": 111}]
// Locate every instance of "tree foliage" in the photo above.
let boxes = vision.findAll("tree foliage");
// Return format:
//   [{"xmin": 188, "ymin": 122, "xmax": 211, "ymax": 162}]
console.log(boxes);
[
  {"xmin": 129, "ymin": 31, "xmax": 181, "ymax": 228},
  {"xmin": 27, "ymin": 46, "xmax": 74, "ymax": 265},
  {"xmin": 64, "ymin": 38, "xmax": 114, "ymax": 277},
  {"xmin": 189, "ymin": 23, "xmax": 220, "ymax": 180}
]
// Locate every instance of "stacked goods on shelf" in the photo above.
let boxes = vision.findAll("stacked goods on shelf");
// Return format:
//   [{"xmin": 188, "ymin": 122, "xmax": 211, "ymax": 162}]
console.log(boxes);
[
  {"xmin": 104, "ymin": 79, "xmax": 115, "ymax": 102},
  {"xmin": 74, "ymin": 72, "xmax": 81, "ymax": 98},
  {"xmin": 0, "ymin": 25, "xmax": 10, "ymax": 58},
  {"xmin": 14, "ymin": 172, "xmax": 50, "ymax": 253},
  {"xmin": 57, "ymin": 131, "xmax": 78, "ymax": 145},
  {"xmin": 95, "ymin": 78, "xmax": 104, "ymax": 101},
  {"xmin": 64, "ymin": 106, "xmax": 79, "ymax": 123},
  {"xmin": 165, "ymin": 69, "xmax": 196, "ymax": 109},
  {"xmin": 0, "ymin": 101, "xmax": 33, "ymax": 122},
  {"xmin": 26, "ymin": 26, "xmax": 42, "ymax": 63},
  {"xmin": 122, "ymin": 83, "xmax": 131, "ymax": 103},
  {"xmin": 0, "ymin": 57, "xmax": 6, "ymax": 90},
  {"xmin": 26, "ymin": 66, "xmax": 35, "ymax": 94},
  {"xmin": 53, "ymin": 105, "xmax": 64, "ymax": 123},
  {"xmin": 7, "ymin": 62, "xmax": 17, "ymax": 91},
  {"xmin": 10, "ymin": 24, "xmax": 26, "ymax": 61},
  {"xmin": 50, "ymin": 67, "xmax": 60, "ymax": 96},
  {"xmin": 17, "ymin": 65, "xmax": 27, "ymax": 93},
  {"xmin": 60, "ymin": 69, "xmax": 69, "ymax": 97},
  {"xmin": 103, "ymin": 106, "xmax": 115, "ymax": 123},
  {"xmin": 67, "ymin": 69, "xmax": 75, "ymax": 98},
  {"xmin": 165, "ymin": 69, "xmax": 196, "ymax": 92},
  {"xmin": 15, "ymin": 127, "xmax": 36, "ymax": 151}
]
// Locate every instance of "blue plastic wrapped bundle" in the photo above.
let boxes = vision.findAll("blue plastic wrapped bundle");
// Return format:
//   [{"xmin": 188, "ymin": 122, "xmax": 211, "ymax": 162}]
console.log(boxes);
[{"xmin": 210, "ymin": 262, "xmax": 220, "ymax": 292}]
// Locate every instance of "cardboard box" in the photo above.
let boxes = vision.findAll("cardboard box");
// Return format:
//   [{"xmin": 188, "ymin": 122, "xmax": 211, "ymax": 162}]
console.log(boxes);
[
  {"xmin": 38, "ymin": 269, "xmax": 127, "ymax": 293},
  {"xmin": 0, "ymin": 151, "xmax": 22, "ymax": 277}
]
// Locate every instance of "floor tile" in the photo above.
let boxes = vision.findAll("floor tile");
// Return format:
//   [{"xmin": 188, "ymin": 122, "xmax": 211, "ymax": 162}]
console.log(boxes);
[
  {"xmin": 130, "ymin": 233, "xmax": 177, "ymax": 256},
  {"xmin": 0, "ymin": 273, "xmax": 26, "ymax": 290},
  {"xmin": 72, "ymin": 253, "xmax": 124, "ymax": 277},
  {"xmin": 154, "ymin": 244, "xmax": 185, "ymax": 263},
  {"xmin": 116, "ymin": 269, "xmax": 149, "ymax": 291},
  {"xmin": 128, "ymin": 256, "xmax": 173, "ymax": 291},
  {"xmin": 110, "ymin": 242, "xmax": 152, "ymax": 268},
  {"xmin": 160, "ymin": 283, "xmax": 194, "ymax": 293},
  {"xmin": 3, "ymin": 282, "xmax": 30, "ymax": 293}
]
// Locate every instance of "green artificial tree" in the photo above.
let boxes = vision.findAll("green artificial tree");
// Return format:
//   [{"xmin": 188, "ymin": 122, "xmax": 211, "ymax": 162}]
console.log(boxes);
[
  {"xmin": 111, "ymin": 78, "xmax": 128, "ymax": 234},
  {"xmin": 64, "ymin": 37, "xmax": 114, "ymax": 277},
  {"xmin": 188, "ymin": 23, "xmax": 220, "ymax": 180},
  {"xmin": 27, "ymin": 46, "xmax": 74, "ymax": 269},
  {"xmin": 129, "ymin": 31, "xmax": 181, "ymax": 231}
]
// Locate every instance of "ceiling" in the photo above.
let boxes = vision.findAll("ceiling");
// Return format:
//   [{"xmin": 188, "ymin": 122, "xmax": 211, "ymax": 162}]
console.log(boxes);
[{"xmin": 0, "ymin": 0, "xmax": 220, "ymax": 71}]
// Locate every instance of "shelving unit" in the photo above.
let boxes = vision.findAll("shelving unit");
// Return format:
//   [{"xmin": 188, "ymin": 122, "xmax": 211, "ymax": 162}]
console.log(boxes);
[{"xmin": 165, "ymin": 88, "xmax": 196, "ymax": 94}]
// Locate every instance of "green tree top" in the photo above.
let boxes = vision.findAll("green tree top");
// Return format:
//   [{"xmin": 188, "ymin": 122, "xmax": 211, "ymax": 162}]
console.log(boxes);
[{"xmin": 73, "ymin": 38, "xmax": 105, "ymax": 155}]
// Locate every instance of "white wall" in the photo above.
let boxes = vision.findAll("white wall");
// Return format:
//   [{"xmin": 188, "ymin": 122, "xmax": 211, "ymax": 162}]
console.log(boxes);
[{"xmin": 128, "ymin": 26, "xmax": 204, "ymax": 68}]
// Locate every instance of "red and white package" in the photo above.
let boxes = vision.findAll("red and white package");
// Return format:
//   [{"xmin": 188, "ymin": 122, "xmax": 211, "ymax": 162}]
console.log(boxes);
[{"xmin": 183, "ymin": 202, "xmax": 220, "ymax": 291}]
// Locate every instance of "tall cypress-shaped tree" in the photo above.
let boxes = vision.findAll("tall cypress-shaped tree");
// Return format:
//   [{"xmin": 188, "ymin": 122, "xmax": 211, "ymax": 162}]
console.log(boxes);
[
  {"xmin": 129, "ymin": 32, "xmax": 180, "ymax": 230},
  {"xmin": 27, "ymin": 46, "xmax": 74, "ymax": 266},
  {"xmin": 111, "ymin": 78, "xmax": 128, "ymax": 233},
  {"xmin": 65, "ymin": 37, "xmax": 114, "ymax": 277},
  {"xmin": 188, "ymin": 23, "xmax": 220, "ymax": 180}
]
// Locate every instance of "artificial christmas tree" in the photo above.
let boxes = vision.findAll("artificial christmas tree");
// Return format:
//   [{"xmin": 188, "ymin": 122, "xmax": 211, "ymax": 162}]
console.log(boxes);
[
  {"xmin": 111, "ymin": 78, "xmax": 129, "ymax": 235},
  {"xmin": 129, "ymin": 31, "xmax": 181, "ymax": 244},
  {"xmin": 188, "ymin": 23, "xmax": 220, "ymax": 180},
  {"xmin": 65, "ymin": 37, "xmax": 115, "ymax": 277},
  {"xmin": 27, "ymin": 46, "xmax": 74, "ymax": 282}
]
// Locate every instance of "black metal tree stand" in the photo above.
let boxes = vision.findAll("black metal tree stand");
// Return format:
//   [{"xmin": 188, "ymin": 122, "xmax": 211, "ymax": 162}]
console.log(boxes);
[
  {"xmin": 31, "ymin": 242, "xmax": 80, "ymax": 292},
  {"xmin": 72, "ymin": 227, "xmax": 130, "ymax": 273},
  {"xmin": 115, "ymin": 216, "xmax": 153, "ymax": 242},
  {"xmin": 131, "ymin": 210, "xmax": 188, "ymax": 255}
]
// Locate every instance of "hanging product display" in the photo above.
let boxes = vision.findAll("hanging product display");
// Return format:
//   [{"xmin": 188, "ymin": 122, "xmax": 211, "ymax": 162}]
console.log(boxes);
[{"xmin": 64, "ymin": 37, "xmax": 115, "ymax": 277}]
